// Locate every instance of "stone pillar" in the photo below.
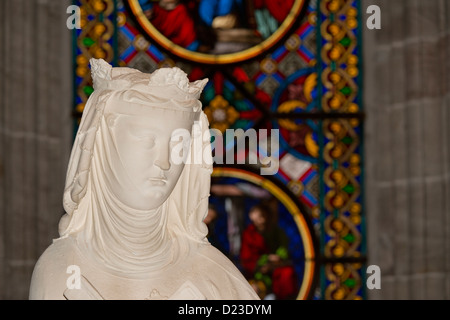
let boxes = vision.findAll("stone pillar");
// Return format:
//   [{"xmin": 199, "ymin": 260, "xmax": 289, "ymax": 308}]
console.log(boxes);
[
  {"xmin": 363, "ymin": 0, "xmax": 450, "ymax": 299},
  {"xmin": 0, "ymin": 0, "xmax": 72, "ymax": 299}
]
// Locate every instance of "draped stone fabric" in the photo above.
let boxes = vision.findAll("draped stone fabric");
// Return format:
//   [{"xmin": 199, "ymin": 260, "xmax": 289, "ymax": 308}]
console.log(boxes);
[
  {"xmin": 28, "ymin": 59, "xmax": 259, "ymax": 300},
  {"xmin": 59, "ymin": 59, "xmax": 209, "ymax": 275}
]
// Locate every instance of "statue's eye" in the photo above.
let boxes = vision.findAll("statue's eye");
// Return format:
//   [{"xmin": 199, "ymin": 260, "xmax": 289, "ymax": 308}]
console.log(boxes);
[{"xmin": 137, "ymin": 135, "xmax": 156, "ymax": 149}]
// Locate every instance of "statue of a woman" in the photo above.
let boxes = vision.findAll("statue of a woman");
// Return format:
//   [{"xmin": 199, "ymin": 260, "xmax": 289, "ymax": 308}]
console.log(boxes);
[{"xmin": 29, "ymin": 59, "xmax": 259, "ymax": 300}]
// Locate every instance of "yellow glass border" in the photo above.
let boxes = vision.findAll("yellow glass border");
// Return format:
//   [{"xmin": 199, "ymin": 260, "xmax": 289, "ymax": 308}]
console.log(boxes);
[
  {"xmin": 127, "ymin": 0, "xmax": 306, "ymax": 65},
  {"xmin": 212, "ymin": 167, "xmax": 316, "ymax": 300}
]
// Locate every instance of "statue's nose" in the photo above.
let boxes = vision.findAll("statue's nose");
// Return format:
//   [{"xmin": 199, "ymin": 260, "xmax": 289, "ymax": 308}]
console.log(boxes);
[{"xmin": 154, "ymin": 148, "xmax": 171, "ymax": 171}]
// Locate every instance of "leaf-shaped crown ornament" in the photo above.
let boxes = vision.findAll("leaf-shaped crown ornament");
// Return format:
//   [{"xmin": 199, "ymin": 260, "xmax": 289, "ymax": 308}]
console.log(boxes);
[
  {"xmin": 89, "ymin": 58, "xmax": 208, "ymax": 100},
  {"xmin": 90, "ymin": 58, "xmax": 112, "ymax": 89}
]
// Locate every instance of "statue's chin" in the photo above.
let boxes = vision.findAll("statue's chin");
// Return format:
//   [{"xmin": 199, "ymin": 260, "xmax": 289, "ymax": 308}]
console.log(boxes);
[
  {"xmin": 141, "ymin": 189, "xmax": 172, "ymax": 210},
  {"xmin": 112, "ymin": 192, "xmax": 167, "ymax": 211}
]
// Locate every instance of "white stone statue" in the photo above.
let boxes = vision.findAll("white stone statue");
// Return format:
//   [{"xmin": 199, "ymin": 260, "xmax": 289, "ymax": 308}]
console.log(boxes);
[{"xmin": 29, "ymin": 59, "xmax": 259, "ymax": 300}]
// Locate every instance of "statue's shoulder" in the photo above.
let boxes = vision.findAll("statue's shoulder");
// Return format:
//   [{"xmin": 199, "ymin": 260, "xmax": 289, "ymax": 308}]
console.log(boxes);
[
  {"xmin": 34, "ymin": 237, "xmax": 76, "ymax": 270},
  {"xmin": 196, "ymin": 243, "xmax": 241, "ymax": 272},
  {"xmin": 194, "ymin": 243, "xmax": 260, "ymax": 300},
  {"xmin": 29, "ymin": 237, "xmax": 77, "ymax": 299}
]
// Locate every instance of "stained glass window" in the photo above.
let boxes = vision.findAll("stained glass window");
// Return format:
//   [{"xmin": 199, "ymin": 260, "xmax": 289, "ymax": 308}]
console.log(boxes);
[{"xmin": 73, "ymin": 0, "xmax": 365, "ymax": 300}]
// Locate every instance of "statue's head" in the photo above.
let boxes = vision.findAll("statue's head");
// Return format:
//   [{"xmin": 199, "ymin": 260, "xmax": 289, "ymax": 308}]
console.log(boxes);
[
  {"xmin": 60, "ymin": 59, "xmax": 210, "ymax": 239},
  {"xmin": 104, "ymin": 95, "xmax": 200, "ymax": 210}
]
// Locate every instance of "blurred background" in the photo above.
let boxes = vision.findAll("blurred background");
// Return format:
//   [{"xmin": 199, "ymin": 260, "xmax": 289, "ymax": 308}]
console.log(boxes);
[{"xmin": 0, "ymin": 0, "xmax": 449, "ymax": 300}]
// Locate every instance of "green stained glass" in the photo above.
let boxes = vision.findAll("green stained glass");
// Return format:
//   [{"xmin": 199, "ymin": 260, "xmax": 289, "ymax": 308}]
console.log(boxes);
[
  {"xmin": 341, "ymin": 136, "xmax": 354, "ymax": 144},
  {"xmin": 83, "ymin": 85, "xmax": 94, "ymax": 96},
  {"xmin": 343, "ymin": 233, "xmax": 355, "ymax": 243},
  {"xmin": 344, "ymin": 278, "xmax": 356, "ymax": 288},
  {"xmin": 340, "ymin": 87, "xmax": 353, "ymax": 95},
  {"xmin": 339, "ymin": 37, "xmax": 351, "ymax": 47},
  {"xmin": 82, "ymin": 37, "xmax": 96, "ymax": 47},
  {"xmin": 343, "ymin": 184, "xmax": 355, "ymax": 194}
]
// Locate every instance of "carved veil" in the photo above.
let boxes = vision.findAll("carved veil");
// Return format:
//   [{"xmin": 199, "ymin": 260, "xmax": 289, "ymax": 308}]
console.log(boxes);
[{"xmin": 59, "ymin": 59, "xmax": 211, "ymax": 275}]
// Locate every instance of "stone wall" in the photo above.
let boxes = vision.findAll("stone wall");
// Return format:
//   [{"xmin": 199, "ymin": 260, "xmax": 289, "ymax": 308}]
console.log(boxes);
[
  {"xmin": 363, "ymin": 0, "xmax": 450, "ymax": 299},
  {"xmin": 0, "ymin": 0, "xmax": 72, "ymax": 299}
]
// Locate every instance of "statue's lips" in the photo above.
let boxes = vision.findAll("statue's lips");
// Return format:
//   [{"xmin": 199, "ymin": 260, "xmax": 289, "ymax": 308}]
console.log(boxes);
[{"xmin": 148, "ymin": 178, "xmax": 167, "ymax": 186}]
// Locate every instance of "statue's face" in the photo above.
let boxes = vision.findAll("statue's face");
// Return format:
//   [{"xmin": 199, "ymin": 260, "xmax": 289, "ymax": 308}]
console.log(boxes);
[{"xmin": 104, "ymin": 105, "xmax": 197, "ymax": 210}]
